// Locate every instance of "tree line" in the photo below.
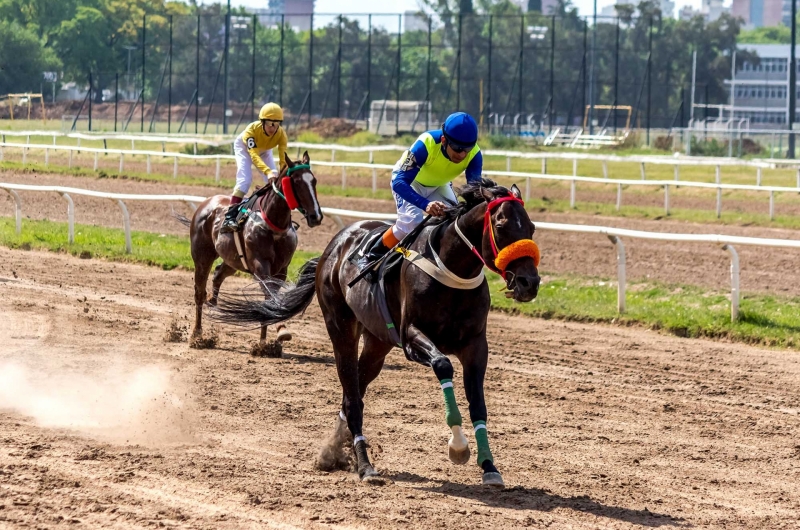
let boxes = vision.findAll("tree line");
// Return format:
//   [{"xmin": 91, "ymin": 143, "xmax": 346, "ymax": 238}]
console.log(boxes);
[{"xmin": 0, "ymin": 0, "xmax": 747, "ymax": 129}]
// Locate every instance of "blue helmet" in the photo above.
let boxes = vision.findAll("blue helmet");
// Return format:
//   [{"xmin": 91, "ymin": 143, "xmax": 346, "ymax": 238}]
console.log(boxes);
[{"xmin": 442, "ymin": 112, "xmax": 478, "ymax": 150}]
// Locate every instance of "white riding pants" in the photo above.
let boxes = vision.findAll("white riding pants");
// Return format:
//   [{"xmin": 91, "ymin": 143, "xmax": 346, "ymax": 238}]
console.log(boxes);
[{"xmin": 391, "ymin": 176, "xmax": 457, "ymax": 238}]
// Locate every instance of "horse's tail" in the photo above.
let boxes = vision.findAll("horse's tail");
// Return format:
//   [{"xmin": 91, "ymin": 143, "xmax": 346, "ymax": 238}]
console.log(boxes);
[
  {"xmin": 211, "ymin": 257, "xmax": 319, "ymax": 327},
  {"xmin": 172, "ymin": 211, "xmax": 192, "ymax": 229}
]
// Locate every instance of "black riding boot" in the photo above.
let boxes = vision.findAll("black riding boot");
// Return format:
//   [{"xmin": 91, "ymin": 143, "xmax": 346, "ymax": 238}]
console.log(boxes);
[
  {"xmin": 356, "ymin": 237, "xmax": 391, "ymax": 273},
  {"xmin": 220, "ymin": 203, "xmax": 241, "ymax": 233}
]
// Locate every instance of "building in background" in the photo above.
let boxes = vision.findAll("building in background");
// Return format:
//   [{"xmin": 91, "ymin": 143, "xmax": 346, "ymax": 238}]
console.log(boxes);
[
  {"xmin": 523, "ymin": 0, "xmax": 559, "ymax": 14},
  {"xmin": 701, "ymin": 0, "xmax": 730, "ymax": 21},
  {"xmin": 732, "ymin": 0, "xmax": 783, "ymax": 27},
  {"xmin": 724, "ymin": 44, "xmax": 800, "ymax": 128},
  {"xmin": 252, "ymin": 0, "xmax": 315, "ymax": 31},
  {"xmin": 679, "ymin": 5, "xmax": 702, "ymax": 19}
]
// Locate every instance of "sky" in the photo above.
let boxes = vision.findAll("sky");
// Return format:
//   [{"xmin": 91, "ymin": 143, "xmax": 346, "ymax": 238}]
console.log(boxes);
[{"xmin": 225, "ymin": 0, "xmax": 729, "ymax": 18}]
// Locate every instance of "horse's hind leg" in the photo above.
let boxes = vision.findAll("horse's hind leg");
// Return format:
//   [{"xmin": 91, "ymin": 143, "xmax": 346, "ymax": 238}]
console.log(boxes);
[
  {"xmin": 317, "ymin": 331, "xmax": 391, "ymax": 474},
  {"xmin": 190, "ymin": 254, "xmax": 216, "ymax": 343},
  {"xmin": 208, "ymin": 262, "xmax": 237, "ymax": 306},
  {"xmin": 318, "ymin": 293, "xmax": 382, "ymax": 483}
]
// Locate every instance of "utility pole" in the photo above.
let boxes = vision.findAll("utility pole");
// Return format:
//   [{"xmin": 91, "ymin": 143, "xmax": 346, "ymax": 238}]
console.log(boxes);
[
  {"xmin": 589, "ymin": 0, "xmax": 597, "ymax": 134},
  {"xmin": 223, "ymin": 0, "xmax": 231, "ymax": 134},
  {"xmin": 790, "ymin": 0, "xmax": 797, "ymax": 158}
]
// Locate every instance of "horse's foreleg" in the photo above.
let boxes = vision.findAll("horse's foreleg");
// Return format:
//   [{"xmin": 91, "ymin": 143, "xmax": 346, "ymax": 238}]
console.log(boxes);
[
  {"xmin": 404, "ymin": 325, "xmax": 470, "ymax": 467},
  {"xmin": 252, "ymin": 261, "xmax": 273, "ymax": 344},
  {"xmin": 191, "ymin": 258, "xmax": 215, "ymax": 341},
  {"xmin": 461, "ymin": 339, "xmax": 504, "ymax": 489}
]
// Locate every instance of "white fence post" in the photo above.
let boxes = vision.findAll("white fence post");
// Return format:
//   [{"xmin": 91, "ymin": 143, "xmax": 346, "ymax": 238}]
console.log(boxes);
[
  {"xmin": 796, "ymin": 168, "xmax": 800, "ymax": 192},
  {"xmin": 117, "ymin": 199, "xmax": 132, "ymax": 254},
  {"xmin": 769, "ymin": 191, "xmax": 775, "ymax": 220},
  {"xmin": 715, "ymin": 165, "xmax": 721, "ymax": 184},
  {"xmin": 93, "ymin": 152, "xmax": 98, "ymax": 171},
  {"xmin": 572, "ymin": 158, "xmax": 577, "ymax": 176},
  {"xmin": 68, "ymin": 150, "xmax": 73, "ymax": 168},
  {"xmin": 757, "ymin": 167, "xmax": 762, "ymax": 186},
  {"xmin": 716, "ymin": 188, "xmax": 722, "ymax": 218},
  {"xmin": 664, "ymin": 184, "xmax": 670, "ymax": 216},
  {"xmin": 146, "ymin": 155, "xmax": 151, "ymax": 174},
  {"xmin": 722, "ymin": 244, "xmax": 739, "ymax": 322},
  {"xmin": 570, "ymin": 180, "xmax": 576, "ymax": 209},
  {"xmin": 4, "ymin": 189, "xmax": 22, "ymax": 234},
  {"xmin": 524, "ymin": 177, "xmax": 530, "ymax": 201},
  {"xmin": 331, "ymin": 215, "xmax": 345, "ymax": 230},
  {"xmin": 602, "ymin": 160, "xmax": 608, "ymax": 178},
  {"xmin": 616, "ymin": 183, "xmax": 622, "ymax": 211},
  {"xmin": 674, "ymin": 164, "xmax": 679, "ymax": 182},
  {"xmin": 341, "ymin": 166, "xmax": 347, "ymax": 190},
  {"xmin": 607, "ymin": 235, "xmax": 626, "ymax": 313},
  {"xmin": 370, "ymin": 151, "xmax": 377, "ymax": 193},
  {"xmin": 44, "ymin": 148, "xmax": 49, "ymax": 167},
  {"xmin": 640, "ymin": 162, "xmax": 645, "ymax": 180},
  {"xmin": 173, "ymin": 157, "xmax": 178, "ymax": 179},
  {"xmin": 119, "ymin": 153, "xmax": 124, "ymax": 174},
  {"xmin": 215, "ymin": 157, "xmax": 221, "ymax": 183},
  {"xmin": 22, "ymin": 146, "xmax": 27, "ymax": 165},
  {"xmin": 331, "ymin": 149, "xmax": 336, "ymax": 162},
  {"xmin": 506, "ymin": 156, "xmax": 511, "ymax": 172},
  {"xmin": 541, "ymin": 158, "xmax": 547, "ymax": 174},
  {"xmin": 60, "ymin": 193, "xmax": 74, "ymax": 244}
]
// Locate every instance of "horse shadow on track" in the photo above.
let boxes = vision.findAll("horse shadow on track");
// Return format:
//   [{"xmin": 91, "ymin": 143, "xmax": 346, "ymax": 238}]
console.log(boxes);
[{"xmin": 390, "ymin": 474, "xmax": 686, "ymax": 528}]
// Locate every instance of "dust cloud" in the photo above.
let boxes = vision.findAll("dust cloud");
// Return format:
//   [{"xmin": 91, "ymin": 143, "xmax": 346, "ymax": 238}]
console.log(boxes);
[{"xmin": 0, "ymin": 361, "xmax": 197, "ymax": 445}]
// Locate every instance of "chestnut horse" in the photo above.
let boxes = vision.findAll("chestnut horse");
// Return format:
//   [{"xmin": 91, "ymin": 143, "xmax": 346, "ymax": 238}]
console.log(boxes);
[
  {"xmin": 183, "ymin": 151, "xmax": 322, "ymax": 348},
  {"xmin": 212, "ymin": 180, "xmax": 540, "ymax": 487}
]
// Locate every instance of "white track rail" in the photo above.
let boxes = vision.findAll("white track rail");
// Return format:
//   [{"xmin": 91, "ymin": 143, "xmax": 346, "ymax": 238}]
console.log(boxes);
[
  {"xmin": 3, "ymin": 183, "xmax": 800, "ymax": 322},
  {"xmin": 2, "ymin": 141, "xmax": 798, "ymax": 219}
]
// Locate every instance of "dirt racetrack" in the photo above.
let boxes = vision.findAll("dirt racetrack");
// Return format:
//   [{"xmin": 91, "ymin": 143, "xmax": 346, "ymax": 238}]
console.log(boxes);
[{"xmin": 2, "ymin": 246, "xmax": 800, "ymax": 529}]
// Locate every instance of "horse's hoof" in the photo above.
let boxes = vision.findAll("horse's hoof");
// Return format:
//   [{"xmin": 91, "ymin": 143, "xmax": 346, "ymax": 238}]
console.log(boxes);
[
  {"xmin": 358, "ymin": 465, "xmax": 385, "ymax": 485},
  {"xmin": 448, "ymin": 444, "xmax": 470, "ymax": 465},
  {"xmin": 276, "ymin": 328, "xmax": 292, "ymax": 342},
  {"xmin": 481, "ymin": 471, "xmax": 505, "ymax": 489},
  {"xmin": 205, "ymin": 298, "xmax": 218, "ymax": 307}
]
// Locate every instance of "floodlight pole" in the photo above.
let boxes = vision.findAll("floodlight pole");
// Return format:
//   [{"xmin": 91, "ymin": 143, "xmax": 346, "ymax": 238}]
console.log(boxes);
[
  {"xmin": 589, "ymin": 0, "xmax": 597, "ymax": 135},
  {"xmin": 790, "ymin": 0, "xmax": 797, "ymax": 158}
]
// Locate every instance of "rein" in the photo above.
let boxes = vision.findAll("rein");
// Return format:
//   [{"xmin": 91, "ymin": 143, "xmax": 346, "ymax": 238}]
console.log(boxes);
[{"xmin": 454, "ymin": 195, "xmax": 540, "ymax": 292}]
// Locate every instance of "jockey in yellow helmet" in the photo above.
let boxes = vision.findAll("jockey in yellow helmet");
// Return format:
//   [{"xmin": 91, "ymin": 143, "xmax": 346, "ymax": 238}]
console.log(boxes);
[{"xmin": 221, "ymin": 102, "xmax": 289, "ymax": 233}]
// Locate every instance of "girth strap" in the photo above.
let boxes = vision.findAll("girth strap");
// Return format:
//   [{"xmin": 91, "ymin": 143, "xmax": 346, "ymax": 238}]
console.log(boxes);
[
  {"xmin": 395, "ymin": 246, "xmax": 485, "ymax": 290},
  {"xmin": 233, "ymin": 230, "xmax": 250, "ymax": 272}
]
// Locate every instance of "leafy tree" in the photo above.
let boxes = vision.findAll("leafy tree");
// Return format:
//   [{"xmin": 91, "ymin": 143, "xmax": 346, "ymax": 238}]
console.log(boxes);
[{"xmin": 0, "ymin": 20, "xmax": 61, "ymax": 94}]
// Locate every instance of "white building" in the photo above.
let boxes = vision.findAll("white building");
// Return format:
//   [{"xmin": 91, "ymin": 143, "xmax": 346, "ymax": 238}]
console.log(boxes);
[{"xmin": 724, "ymin": 44, "xmax": 800, "ymax": 129}]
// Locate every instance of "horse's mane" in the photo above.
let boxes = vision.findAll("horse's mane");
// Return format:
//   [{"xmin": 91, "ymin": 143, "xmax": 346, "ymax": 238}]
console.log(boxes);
[{"xmin": 441, "ymin": 178, "xmax": 511, "ymax": 222}]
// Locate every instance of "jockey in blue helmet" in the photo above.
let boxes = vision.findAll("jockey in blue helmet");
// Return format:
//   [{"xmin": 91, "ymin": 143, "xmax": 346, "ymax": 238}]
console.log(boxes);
[{"xmin": 357, "ymin": 111, "xmax": 483, "ymax": 272}]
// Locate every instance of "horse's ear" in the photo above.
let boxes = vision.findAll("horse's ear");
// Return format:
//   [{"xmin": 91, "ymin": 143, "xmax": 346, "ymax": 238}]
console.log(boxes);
[
  {"xmin": 284, "ymin": 152, "xmax": 293, "ymax": 168},
  {"xmin": 301, "ymin": 150, "xmax": 310, "ymax": 165},
  {"xmin": 510, "ymin": 184, "xmax": 522, "ymax": 200},
  {"xmin": 479, "ymin": 186, "xmax": 494, "ymax": 203}
]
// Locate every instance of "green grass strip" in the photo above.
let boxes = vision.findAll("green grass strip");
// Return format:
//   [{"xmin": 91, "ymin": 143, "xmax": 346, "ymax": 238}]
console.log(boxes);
[{"xmin": 1, "ymin": 217, "xmax": 798, "ymax": 349}]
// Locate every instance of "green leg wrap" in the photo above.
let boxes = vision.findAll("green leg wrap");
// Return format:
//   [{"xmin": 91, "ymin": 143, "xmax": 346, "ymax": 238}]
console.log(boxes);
[
  {"xmin": 473, "ymin": 420, "xmax": 493, "ymax": 465},
  {"xmin": 439, "ymin": 379, "xmax": 463, "ymax": 428}
]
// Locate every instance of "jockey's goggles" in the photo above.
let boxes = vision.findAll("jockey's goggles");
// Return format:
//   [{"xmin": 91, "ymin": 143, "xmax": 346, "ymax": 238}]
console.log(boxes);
[
  {"xmin": 443, "ymin": 136, "xmax": 474, "ymax": 153},
  {"xmin": 263, "ymin": 119, "xmax": 282, "ymax": 127}
]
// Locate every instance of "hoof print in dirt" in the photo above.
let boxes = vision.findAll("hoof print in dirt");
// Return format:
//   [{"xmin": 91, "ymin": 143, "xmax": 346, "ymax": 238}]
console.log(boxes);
[
  {"xmin": 163, "ymin": 320, "xmax": 188, "ymax": 343},
  {"xmin": 189, "ymin": 332, "xmax": 218, "ymax": 349},
  {"xmin": 250, "ymin": 340, "xmax": 282, "ymax": 358}
]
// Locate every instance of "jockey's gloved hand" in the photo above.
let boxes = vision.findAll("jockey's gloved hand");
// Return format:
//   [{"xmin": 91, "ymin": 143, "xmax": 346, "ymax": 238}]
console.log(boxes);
[{"xmin": 425, "ymin": 201, "xmax": 447, "ymax": 217}]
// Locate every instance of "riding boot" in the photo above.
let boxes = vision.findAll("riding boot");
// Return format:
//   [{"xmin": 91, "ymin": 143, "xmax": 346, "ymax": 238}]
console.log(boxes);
[
  {"xmin": 356, "ymin": 237, "xmax": 391, "ymax": 273},
  {"xmin": 220, "ymin": 197, "xmax": 243, "ymax": 233}
]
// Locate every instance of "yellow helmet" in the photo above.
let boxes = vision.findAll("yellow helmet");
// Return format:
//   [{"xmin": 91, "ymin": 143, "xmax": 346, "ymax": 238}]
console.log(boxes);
[{"xmin": 259, "ymin": 102, "xmax": 283, "ymax": 121}]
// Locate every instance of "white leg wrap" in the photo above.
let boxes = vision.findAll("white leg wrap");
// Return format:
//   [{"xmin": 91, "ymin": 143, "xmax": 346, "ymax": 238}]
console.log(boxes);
[
  {"xmin": 353, "ymin": 435, "xmax": 366, "ymax": 447},
  {"xmin": 339, "ymin": 410, "xmax": 347, "ymax": 422}
]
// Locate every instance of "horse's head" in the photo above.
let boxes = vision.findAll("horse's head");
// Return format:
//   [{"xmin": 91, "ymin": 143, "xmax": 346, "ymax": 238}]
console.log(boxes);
[
  {"xmin": 281, "ymin": 151, "xmax": 323, "ymax": 227},
  {"xmin": 457, "ymin": 179, "xmax": 540, "ymax": 303}
]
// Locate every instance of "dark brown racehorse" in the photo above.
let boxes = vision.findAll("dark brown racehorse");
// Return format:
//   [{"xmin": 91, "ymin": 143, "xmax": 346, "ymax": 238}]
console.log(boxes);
[
  {"xmin": 183, "ymin": 151, "xmax": 322, "ymax": 348},
  {"xmin": 212, "ymin": 179, "xmax": 540, "ymax": 487}
]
